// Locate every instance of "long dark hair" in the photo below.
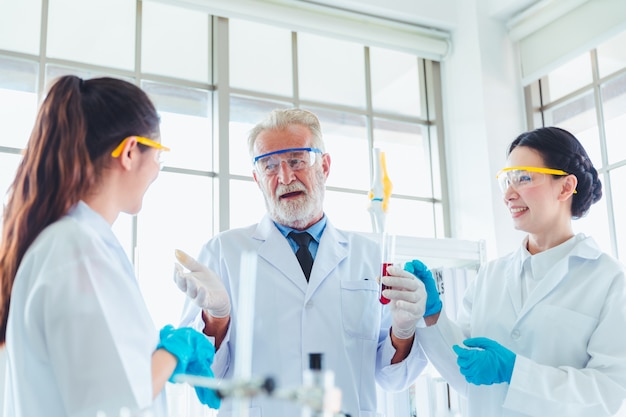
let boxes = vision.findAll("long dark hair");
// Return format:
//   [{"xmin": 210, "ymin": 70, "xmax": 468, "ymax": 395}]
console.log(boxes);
[
  {"xmin": 507, "ymin": 126, "xmax": 602, "ymax": 219},
  {"xmin": 0, "ymin": 75, "xmax": 159, "ymax": 345}
]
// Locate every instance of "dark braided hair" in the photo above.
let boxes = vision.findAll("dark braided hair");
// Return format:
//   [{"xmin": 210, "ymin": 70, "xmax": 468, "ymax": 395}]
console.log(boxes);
[{"xmin": 507, "ymin": 126, "xmax": 602, "ymax": 219}]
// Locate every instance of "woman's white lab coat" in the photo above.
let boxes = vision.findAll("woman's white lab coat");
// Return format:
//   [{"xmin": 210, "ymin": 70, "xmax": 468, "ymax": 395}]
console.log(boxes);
[
  {"xmin": 418, "ymin": 234, "xmax": 626, "ymax": 417},
  {"xmin": 3, "ymin": 202, "xmax": 167, "ymax": 417},
  {"xmin": 179, "ymin": 215, "xmax": 428, "ymax": 417}
]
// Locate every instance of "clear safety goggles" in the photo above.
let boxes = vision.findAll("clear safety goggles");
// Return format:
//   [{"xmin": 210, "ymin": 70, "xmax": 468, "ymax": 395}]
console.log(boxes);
[
  {"xmin": 496, "ymin": 166, "xmax": 576, "ymax": 193},
  {"xmin": 253, "ymin": 147, "xmax": 322, "ymax": 176},
  {"xmin": 111, "ymin": 136, "xmax": 170, "ymax": 167}
]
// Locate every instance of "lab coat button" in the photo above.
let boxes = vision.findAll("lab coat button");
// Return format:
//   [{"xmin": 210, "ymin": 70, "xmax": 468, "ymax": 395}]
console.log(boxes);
[
  {"xmin": 305, "ymin": 301, "xmax": 314, "ymax": 309},
  {"xmin": 511, "ymin": 330, "xmax": 520, "ymax": 340}
]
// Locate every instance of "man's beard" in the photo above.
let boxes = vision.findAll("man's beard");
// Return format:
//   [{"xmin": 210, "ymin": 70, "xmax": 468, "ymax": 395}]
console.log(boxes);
[{"xmin": 264, "ymin": 169, "xmax": 326, "ymax": 229}]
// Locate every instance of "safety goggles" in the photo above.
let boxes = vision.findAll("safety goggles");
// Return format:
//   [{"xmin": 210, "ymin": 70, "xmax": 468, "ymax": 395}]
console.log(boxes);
[
  {"xmin": 253, "ymin": 147, "xmax": 322, "ymax": 176},
  {"xmin": 111, "ymin": 136, "xmax": 170, "ymax": 165},
  {"xmin": 496, "ymin": 166, "xmax": 576, "ymax": 193}
]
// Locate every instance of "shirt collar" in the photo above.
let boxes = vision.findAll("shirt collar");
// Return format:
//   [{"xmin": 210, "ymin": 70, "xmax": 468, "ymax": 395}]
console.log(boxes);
[
  {"xmin": 274, "ymin": 214, "xmax": 327, "ymax": 243},
  {"xmin": 520, "ymin": 234, "xmax": 582, "ymax": 279}
]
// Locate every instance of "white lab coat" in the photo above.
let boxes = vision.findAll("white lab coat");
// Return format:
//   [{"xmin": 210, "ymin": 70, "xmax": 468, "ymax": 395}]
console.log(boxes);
[
  {"xmin": 179, "ymin": 215, "xmax": 427, "ymax": 417},
  {"xmin": 3, "ymin": 201, "xmax": 167, "ymax": 417},
  {"xmin": 418, "ymin": 234, "xmax": 626, "ymax": 417}
]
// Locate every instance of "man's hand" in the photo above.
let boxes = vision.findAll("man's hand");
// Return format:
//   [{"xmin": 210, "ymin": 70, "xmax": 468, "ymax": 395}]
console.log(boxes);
[
  {"xmin": 383, "ymin": 266, "xmax": 426, "ymax": 339},
  {"xmin": 174, "ymin": 249, "xmax": 230, "ymax": 318}
]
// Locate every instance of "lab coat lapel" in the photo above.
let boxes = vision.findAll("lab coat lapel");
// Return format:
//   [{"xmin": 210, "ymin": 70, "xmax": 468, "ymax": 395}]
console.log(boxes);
[
  {"xmin": 516, "ymin": 235, "xmax": 602, "ymax": 321},
  {"xmin": 305, "ymin": 220, "xmax": 348, "ymax": 301},
  {"xmin": 506, "ymin": 251, "xmax": 524, "ymax": 316},
  {"xmin": 254, "ymin": 216, "xmax": 308, "ymax": 294},
  {"xmin": 517, "ymin": 260, "xmax": 569, "ymax": 321}
]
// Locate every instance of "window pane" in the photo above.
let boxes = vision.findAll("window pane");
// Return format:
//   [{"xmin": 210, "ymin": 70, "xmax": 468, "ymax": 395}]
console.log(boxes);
[
  {"xmin": 385, "ymin": 198, "xmax": 436, "ymax": 238},
  {"xmin": 572, "ymin": 185, "xmax": 609, "ymax": 254},
  {"xmin": 305, "ymin": 107, "xmax": 369, "ymax": 190},
  {"xmin": 298, "ymin": 33, "xmax": 365, "ymax": 107},
  {"xmin": 229, "ymin": 95, "xmax": 292, "ymax": 177},
  {"xmin": 142, "ymin": 1, "xmax": 210, "ymax": 83},
  {"xmin": 229, "ymin": 19, "xmax": 292, "ymax": 96},
  {"xmin": 142, "ymin": 81, "xmax": 212, "ymax": 172},
  {"xmin": 433, "ymin": 201, "xmax": 445, "ymax": 238},
  {"xmin": 545, "ymin": 53, "xmax": 592, "ymax": 102},
  {"xmin": 562, "ymin": 125, "xmax": 602, "ymax": 172},
  {"xmin": 373, "ymin": 119, "xmax": 432, "ymax": 197},
  {"xmin": 0, "ymin": 0, "xmax": 41, "ymax": 54},
  {"xmin": 602, "ymin": 73, "xmax": 626, "ymax": 165},
  {"xmin": 324, "ymin": 190, "xmax": 371, "ymax": 233},
  {"xmin": 0, "ymin": 153, "xmax": 22, "ymax": 213},
  {"xmin": 136, "ymin": 171, "xmax": 214, "ymax": 328},
  {"xmin": 610, "ymin": 167, "xmax": 626, "ymax": 260},
  {"xmin": 544, "ymin": 92, "xmax": 602, "ymax": 169},
  {"xmin": 47, "ymin": 0, "xmax": 135, "ymax": 70},
  {"xmin": 0, "ymin": 154, "xmax": 21, "ymax": 237},
  {"xmin": 597, "ymin": 30, "xmax": 626, "ymax": 79},
  {"xmin": 46, "ymin": 64, "xmax": 134, "ymax": 87},
  {"xmin": 0, "ymin": 58, "xmax": 38, "ymax": 149},
  {"xmin": 230, "ymin": 179, "xmax": 266, "ymax": 229},
  {"xmin": 370, "ymin": 47, "xmax": 421, "ymax": 117}
]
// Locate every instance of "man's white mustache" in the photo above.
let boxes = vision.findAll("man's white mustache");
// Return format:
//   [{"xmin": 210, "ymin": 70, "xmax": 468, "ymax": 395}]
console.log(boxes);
[{"xmin": 276, "ymin": 182, "xmax": 307, "ymax": 198}]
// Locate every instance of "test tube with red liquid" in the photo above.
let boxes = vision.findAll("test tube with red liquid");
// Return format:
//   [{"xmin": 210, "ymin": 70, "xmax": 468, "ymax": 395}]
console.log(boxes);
[{"xmin": 379, "ymin": 233, "xmax": 396, "ymax": 304}]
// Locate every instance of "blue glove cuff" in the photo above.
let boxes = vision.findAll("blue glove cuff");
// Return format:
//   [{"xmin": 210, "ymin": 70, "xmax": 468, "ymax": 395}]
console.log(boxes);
[
  {"xmin": 156, "ymin": 325, "xmax": 216, "ymax": 382},
  {"xmin": 404, "ymin": 260, "xmax": 443, "ymax": 316},
  {"xmin": 156, "ymin": 326, "xmax": 188, "ymax": 380}
]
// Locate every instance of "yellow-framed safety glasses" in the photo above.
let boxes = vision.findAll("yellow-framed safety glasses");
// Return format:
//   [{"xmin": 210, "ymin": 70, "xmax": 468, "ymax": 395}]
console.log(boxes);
[
  {"xmin": 496, "ymin": 166, "xmax": 576, "ymax": 194},
  {"xmin": 111, "ymin": 136, "xmax": 170, "ymax": 158}
]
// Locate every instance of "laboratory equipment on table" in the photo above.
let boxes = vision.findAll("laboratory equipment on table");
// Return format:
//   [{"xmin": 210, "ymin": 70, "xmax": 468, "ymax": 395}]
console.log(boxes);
[{"xmin": 175, "ymin": 352, "xmax": 351, "ymax": 417}]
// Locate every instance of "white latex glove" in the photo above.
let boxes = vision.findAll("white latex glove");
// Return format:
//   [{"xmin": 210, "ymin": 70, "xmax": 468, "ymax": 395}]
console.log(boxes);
[
  {"xmin": 174, "ymin": 249, "xmax": 231, "ymax": 318},
  {"xmin": 382, "ymin": 265, "xmax": 427, "ymax": 339}
]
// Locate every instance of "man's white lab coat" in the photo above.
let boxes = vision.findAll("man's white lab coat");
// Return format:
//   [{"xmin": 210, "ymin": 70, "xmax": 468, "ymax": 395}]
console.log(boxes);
[{"xmin": 180, "ymin": 215, "xmax": 427, "ymax": 417}]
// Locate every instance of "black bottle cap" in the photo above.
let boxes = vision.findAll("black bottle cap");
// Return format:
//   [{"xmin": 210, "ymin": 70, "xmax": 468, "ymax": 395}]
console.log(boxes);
[{"xmin": 309, "ymin": 353, "xmax": 323, "ymax": 370}]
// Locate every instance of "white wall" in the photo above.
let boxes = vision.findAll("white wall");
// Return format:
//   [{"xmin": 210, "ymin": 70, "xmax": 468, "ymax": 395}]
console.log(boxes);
[{"xmin": 441, "ymin": 0, "xmax": 528, "ymax": 257}]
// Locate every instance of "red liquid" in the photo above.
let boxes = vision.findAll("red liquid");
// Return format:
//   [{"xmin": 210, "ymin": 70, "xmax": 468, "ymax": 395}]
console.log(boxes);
[{"xmin": 379, "ymin": 262, "xmax": 392, "ymax": 304}]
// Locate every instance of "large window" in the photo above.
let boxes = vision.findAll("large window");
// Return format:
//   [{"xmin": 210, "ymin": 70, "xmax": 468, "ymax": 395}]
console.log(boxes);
[
  {"xmin": 0, "ymin": 0, "xmax": 447, "ymax": 414},
  {"xmin": 524, "ymin": 29, "xmax": 626, "ymax": 259},
  {"xmin": 226, "ymin": 18, "xmax": 445, "ymax": 237}
]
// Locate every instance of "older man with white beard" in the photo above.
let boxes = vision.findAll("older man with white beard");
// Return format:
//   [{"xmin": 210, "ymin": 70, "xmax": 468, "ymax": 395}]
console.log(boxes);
[{"xmin": 176, "ymin": 108, "xmax": 428, "ymax": 417}]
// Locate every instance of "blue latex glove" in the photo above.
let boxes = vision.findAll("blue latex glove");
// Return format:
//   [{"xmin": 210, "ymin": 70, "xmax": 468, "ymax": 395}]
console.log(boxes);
[
  {"xmin": 156, "ymin": 325, "xmax": 215, "ymax": 381},
  {"xmin": 452, "ymin": 337, "xmax": 516, "ymax": 385},
  {"xmin": 186, "ymin": 356, "xmax": 221, "ymax": 409},
  {"xmin": 404, "ymin": 260, "xmax": 442, "ymax": 316}
]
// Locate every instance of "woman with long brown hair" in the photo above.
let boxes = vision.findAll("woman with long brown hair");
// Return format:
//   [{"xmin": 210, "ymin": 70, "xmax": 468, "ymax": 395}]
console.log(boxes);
[{"xmin": 0, "ymin": 75, "xmax": 218, "ymax": 417}]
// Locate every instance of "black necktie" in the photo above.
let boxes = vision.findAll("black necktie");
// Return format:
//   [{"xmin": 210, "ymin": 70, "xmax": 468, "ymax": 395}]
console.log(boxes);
[{"xmin": 289, "ymin": 231, "xmax": 314, "ymax": 281}]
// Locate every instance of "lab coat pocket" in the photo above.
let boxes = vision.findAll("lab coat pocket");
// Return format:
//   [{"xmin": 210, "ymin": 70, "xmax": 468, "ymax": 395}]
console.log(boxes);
[
  {"xmin": 535, "ymin": 305, "xmax": 598, "ymax": 366},
  {"xmin": 340, "ymin": 280, "xmax": 380, "ymax": 340}
]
